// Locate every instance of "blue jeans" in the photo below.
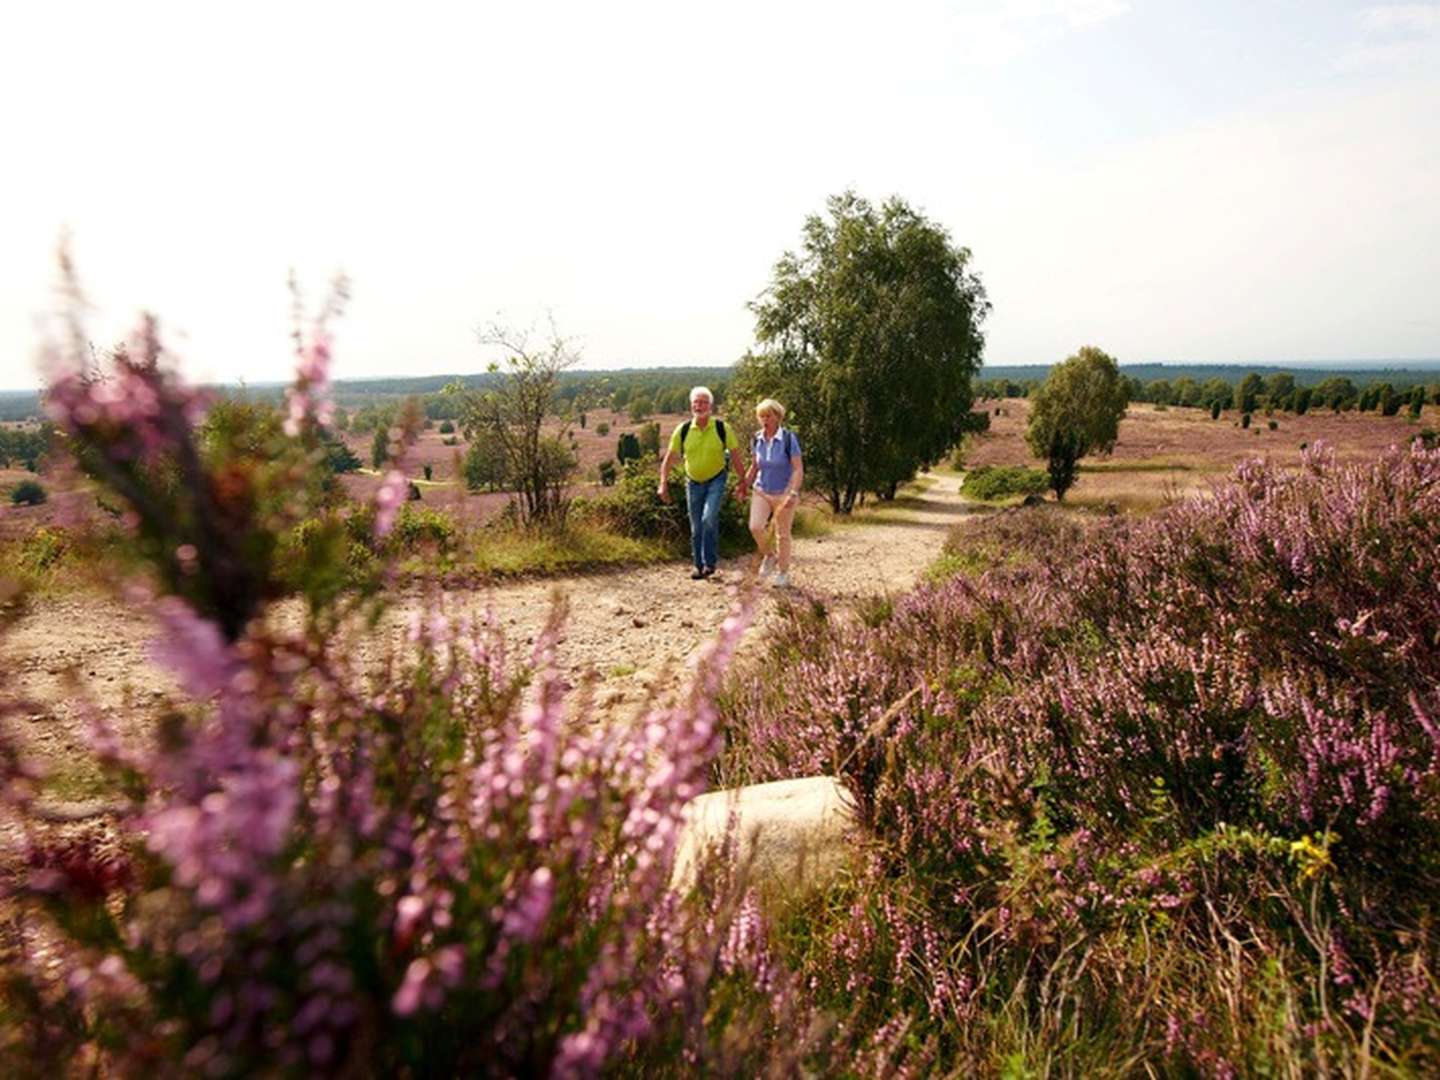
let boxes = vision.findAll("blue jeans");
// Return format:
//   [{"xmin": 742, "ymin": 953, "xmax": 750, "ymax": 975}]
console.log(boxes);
[{"xmin": 685, "ymin": 472, "xmax": 727, "ymax": 570}]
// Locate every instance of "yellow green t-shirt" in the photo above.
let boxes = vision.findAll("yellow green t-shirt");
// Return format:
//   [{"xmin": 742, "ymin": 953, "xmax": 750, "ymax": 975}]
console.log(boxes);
[{"xmin": 668, "ymin": 418, "xmax": 739, "ymax": 482}]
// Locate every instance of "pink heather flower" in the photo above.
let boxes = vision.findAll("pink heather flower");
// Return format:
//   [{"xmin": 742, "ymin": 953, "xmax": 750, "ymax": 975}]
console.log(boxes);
[
  {"xmin": 374, "ymin": 469, "xmax": 408, "ymax": 538},
  {"xmin": 395, "ymin": 895, "xmax": 426, "ymax": 939},
  {"xmin": 501, "ymin": 867, "xmax": 554, "ymax": 944},
  {"xmin": 392, "ymin": 959, "xmax": 430, "ymax": 1017},
  {"xmin": 283, "ymin": 329, "xmax": 334, "ymax": 437},
  {"xmin": 149, "ymin": 597, "xmax": 238, "ymax": 698}
]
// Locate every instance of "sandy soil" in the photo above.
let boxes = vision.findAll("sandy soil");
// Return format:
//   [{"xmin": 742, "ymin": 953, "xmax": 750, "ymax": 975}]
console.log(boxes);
[{"xmin": 2, "ymin": 472, "xmax": 978, "ymax": 802}]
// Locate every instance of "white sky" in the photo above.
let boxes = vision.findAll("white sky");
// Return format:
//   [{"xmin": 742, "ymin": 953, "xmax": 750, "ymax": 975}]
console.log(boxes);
[{"xmin": 2, "ymin": 0, "xmax": 1438, "ymax": 390}]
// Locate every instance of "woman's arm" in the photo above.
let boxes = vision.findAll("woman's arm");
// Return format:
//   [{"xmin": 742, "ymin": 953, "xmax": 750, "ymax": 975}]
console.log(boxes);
[
  {"xmin": 784, "ymin": 455, "xmax": 804, "ymax": 501},
  {"xmin": 730, "ymin": 446, "xmax": 749, "ymax": 498}
]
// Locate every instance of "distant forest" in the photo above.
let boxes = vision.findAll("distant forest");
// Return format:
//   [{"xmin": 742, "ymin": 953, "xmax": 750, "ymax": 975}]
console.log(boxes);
[{"xmin": 3, "ymin": 360, "xmax": 1439, "ymax": 423}]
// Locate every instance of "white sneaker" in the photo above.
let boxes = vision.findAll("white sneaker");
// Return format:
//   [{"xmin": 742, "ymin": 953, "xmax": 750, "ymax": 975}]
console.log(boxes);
[
  {"xmin": 771, "ymin": 572, "xmax": 791, "ymax": 588},
  {"xmin": 758, "ymin": 556, "xmax": 775, "ymax": 579}
]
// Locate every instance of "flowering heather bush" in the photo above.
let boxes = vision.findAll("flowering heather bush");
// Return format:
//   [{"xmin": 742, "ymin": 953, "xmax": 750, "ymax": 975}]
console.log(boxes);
[
  {"xmin": 720, "ymin": 444, "xmax": 1440, "ymax": 1073},
  {"xmin": 1, "ymin": 290, "xmax": 804, "ymax": 1075}
]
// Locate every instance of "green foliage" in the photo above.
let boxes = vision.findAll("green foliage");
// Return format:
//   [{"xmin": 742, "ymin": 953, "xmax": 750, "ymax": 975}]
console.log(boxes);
[
  {"xmin": 0, "ymin": 424, "xmax": 51, "ymax": 470},
  {"xmin": 945, "ymin": 411, "xmax": 991, "ymax": 474},
  {"xmin": 462, "ymin": 437, "xmax": 507, "ymax": 492},
  {"xmin": 577, "ymin": 457, "xmax": 746, "ymax": 552},
  {"xmin": 638, "ymin": 420, "xmax": 661, "ymax": 457},
  {"xmin": 387, "ymin": 504, "xmax": 456, "ymax": 551},
  {"xmin": 9, "ymin": 479, "xmax": 47, "ymax": 505},
  {"xmin": 598, "ymin": 459, "xmax": 617, "ymax": 486},
  {"xmin": 616, "ymin": 431, "xmax": 641, "ymax": 464},
  {"xmin": 422, "ymin": 464, "xmax": 433, "ymax": 481},
  {"xmin": 1025, "ymin": 346, "xmax": 1128, "ymax": 502},
  {"xmin": 596, "ymin": 420, "xmax": 610, "ymax": 436},
  {"xmin": 1242, "ymin": 412, "xmax": 1252, "ymax": 429},
  {"xmin": 1268, "ymin": 419, "xmax": 1278, "ymax": 431},
  {"xmin": 19, "ymin": 525, "xmax": 68, "ymax": 571},
  {"xmin": 1263, "ymin": 371, "xmax": 1295, "ymax": 408},
  {"xmin": 960, "ymin": 466, "xmax": 1048, "ymax": 501},
  {"xmin": 370, "ymin": 426, "xmax": 389, "ymax": 469},
  {"xmin": 743, "ymin": 191, "xmax": 989, "ymax": 513},
  {"xmin": 1314, "ymin": 375, "xmax": 1358, "ymax": 412},
  {"xmin": 322, "ymin": 436, "xmax": 361, "ymax": 474},
  {"xmin": 438, "ymin": 419, "xmax": 455, "ymax": 434},
  {"xmin": 627, "ymin": 395, "xmax": 652, "ymax": 422},
  {"xmin": 1233, "ymin": 372, "xmax": 1263, "ymax": 413},
  {"xmin": 447, "ymin": 324, "xmax": 586, "ymax": 526}
]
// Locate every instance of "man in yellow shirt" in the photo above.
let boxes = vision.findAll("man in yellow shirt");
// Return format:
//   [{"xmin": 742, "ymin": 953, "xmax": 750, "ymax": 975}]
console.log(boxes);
[{"xmin": 657, "ymin": 386, "xmax": 747, "ymax": 579}]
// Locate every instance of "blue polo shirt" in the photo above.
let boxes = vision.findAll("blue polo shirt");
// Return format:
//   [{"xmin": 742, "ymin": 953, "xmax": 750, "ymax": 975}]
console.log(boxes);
[{"xmin": 753, "ymin": 427, "xmax": 801, "ymax": 494}]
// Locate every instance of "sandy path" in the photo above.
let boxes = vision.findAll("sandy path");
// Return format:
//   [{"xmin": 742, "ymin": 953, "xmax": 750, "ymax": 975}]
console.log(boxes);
[{"xmin": 3, "ymin": 474, "xmax": 980, "ymax": 788}]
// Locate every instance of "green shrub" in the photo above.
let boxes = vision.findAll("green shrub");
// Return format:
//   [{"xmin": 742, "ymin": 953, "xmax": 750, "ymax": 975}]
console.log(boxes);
[
  {"xmin": 10, "ymin": 479, "xmax": 47, "ymax": 505},
  {"xmin": 322, "ymin": 438, "xmax": 361, "ymax": 474},
  {"xmin": 599, "ymin": 459, "xmax": 617, "ymax": 486},
  {"xmin": 961, "ymin": 465, "xmax": 1048, "ymax": 501},
  {"xmin": 577, "ymin": 458, "xmax": 745, "ymax": 551},
  {"xmin": 439, "ymin": 419, "xmax": 455, "ymax": 434},
  {"xmin": 19, "ymin": 526, "xmax": 68, "ymax": 571},
  {"xmin": 1268, "ymin": 419, "xmax": 1278, "ymax": 431},
  {"xmin": 596, "ymin": 421, "xmax": 611, "ymax": 436},
  {"xmin": 388, "ymin": 504, "xmax": 457, "ymax": 552},
  {"xmin": 1242, "ymin": 412, "xmax": 1252, "ymax": 429}
]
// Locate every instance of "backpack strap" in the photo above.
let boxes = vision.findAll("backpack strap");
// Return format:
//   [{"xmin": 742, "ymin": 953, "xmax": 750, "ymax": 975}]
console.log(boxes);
[
  {"xmin": 754, "ymin": 428, "xmax": 795, "ymax": 460},
  {"xmin": 677, "ymin": 418, "xmax": 728, "ymax": 466}
]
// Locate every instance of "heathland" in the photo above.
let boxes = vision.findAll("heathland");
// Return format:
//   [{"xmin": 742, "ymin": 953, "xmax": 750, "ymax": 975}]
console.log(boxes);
[{"xmin": 3, "ymin": 208, "xmax": 1438, "ymax": 1071}]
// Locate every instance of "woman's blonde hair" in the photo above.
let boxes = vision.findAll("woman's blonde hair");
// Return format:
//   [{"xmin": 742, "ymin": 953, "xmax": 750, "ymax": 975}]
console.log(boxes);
[{"xmin": 754, "ymin": 398, "xmax": 786, "ymax": 421}]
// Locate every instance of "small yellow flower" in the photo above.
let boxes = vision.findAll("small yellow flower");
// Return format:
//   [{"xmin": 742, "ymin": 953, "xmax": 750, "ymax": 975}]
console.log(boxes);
[{"xmin": 1289, "ymin": 834, "xmax": 1335, "ymax": 881}]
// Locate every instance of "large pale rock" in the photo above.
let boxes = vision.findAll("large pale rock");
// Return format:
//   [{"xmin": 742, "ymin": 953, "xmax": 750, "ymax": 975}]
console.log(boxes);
[{"xmin": 672, "ymin": 775, "xmax": 859, "ymax": 895}]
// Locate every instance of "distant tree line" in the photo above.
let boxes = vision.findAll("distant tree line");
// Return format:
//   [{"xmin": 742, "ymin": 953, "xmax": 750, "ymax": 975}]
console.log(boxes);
[
  {"xmin": 0, "ymin": 424, "xmax": 52, "ymax": 471},
  {"xmin": 978, "ymin": 372, "xmax": 1440, "ymax": 418}
]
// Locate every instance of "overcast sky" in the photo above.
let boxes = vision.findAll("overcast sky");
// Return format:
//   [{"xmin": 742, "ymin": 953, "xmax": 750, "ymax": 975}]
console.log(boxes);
[{"xmin": 2, "ymin": 0, "xmax": 1438, "ymax": 390}]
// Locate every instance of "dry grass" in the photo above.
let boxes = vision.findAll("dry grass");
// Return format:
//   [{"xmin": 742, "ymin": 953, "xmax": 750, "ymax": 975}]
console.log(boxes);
[{"xmin": 967, "ymin": 398, "xmax": 1438, "ymax": 512}]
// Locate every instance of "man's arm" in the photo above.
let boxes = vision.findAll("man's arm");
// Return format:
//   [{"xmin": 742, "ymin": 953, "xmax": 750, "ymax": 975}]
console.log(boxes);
[
  {"xmin": 657, "ymin": 447, "xmax": 675, "ymax": 502},
  {"xmin": 730, "ymin": 447, "xmax": 748, "ymax": 498}
]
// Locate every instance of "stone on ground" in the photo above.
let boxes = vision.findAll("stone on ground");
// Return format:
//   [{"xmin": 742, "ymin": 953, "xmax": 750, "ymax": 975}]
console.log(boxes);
[{"xmin": 672, "ymin": 775, "xmax": 858, "ymax": 895}]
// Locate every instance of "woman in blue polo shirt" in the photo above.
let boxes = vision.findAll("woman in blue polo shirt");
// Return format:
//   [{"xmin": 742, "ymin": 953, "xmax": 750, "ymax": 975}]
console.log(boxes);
[{"xmin": 744, "ymin": 398, "xmax": 803, "ymax": 587}]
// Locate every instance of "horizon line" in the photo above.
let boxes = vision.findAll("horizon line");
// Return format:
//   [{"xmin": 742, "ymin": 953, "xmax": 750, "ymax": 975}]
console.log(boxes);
[{"xmin": 5, "ymin": 357, "xmax": 1440, "ymax": 396}]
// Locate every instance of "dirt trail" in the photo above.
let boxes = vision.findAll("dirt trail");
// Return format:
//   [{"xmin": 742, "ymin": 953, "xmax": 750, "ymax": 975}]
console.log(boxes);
[{"xmin": 3, "ymin": 474, "xmax": 981, "ymax": 783}]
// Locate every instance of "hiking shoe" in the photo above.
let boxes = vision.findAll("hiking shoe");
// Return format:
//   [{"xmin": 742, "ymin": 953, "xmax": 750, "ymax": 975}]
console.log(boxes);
[
  {"xmin": 702, "ymin": 566, "xmax": 717, "ymax": 579},
  {"xmin": 758, "ymin": 555, "xmax": 775, "ymax": 579},
  {"xmin": 690, "ymin": 568, "xmax": 706, "ymax": 580},
  {"xmin": 771, "ymin": 572, "xmax": 791, "ymax": 588}
]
